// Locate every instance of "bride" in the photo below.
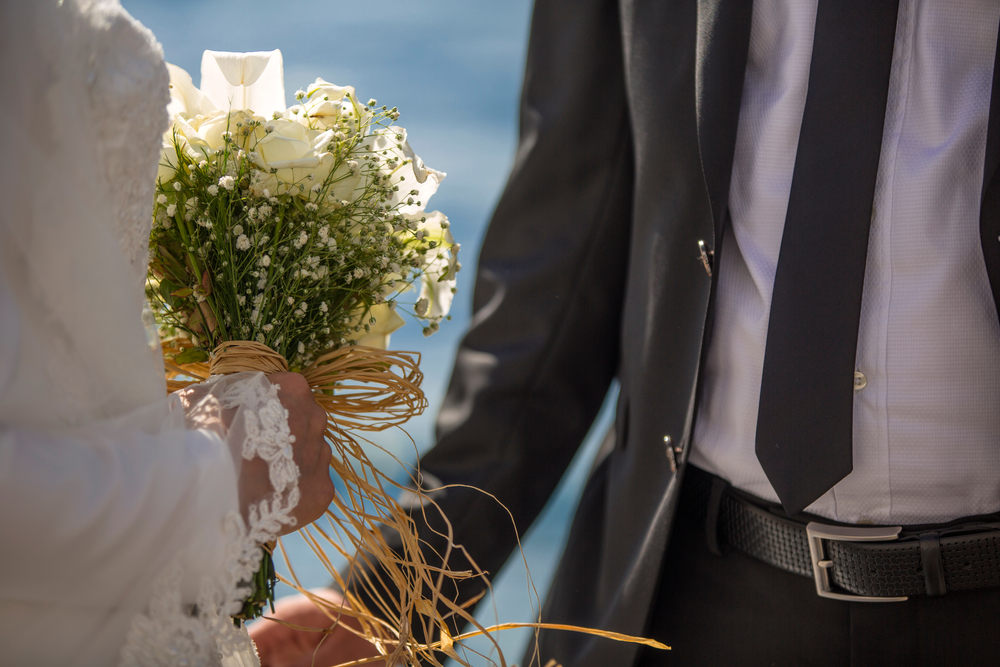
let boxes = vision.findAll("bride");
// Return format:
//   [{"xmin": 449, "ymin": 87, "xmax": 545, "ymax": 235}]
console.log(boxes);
[{"xmin": 0, "ymin": 1, "xmax": 335, "ymax": 663}]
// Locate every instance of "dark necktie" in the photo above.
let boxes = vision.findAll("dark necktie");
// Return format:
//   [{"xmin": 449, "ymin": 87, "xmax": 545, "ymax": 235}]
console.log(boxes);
[{"xmin": 755, "ymin": 1, "xmax": 899, "ymax": 517}]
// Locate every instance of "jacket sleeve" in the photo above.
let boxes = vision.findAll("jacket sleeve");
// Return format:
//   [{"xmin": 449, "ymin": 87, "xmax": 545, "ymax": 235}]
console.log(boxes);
[{"xmin": 350, "ymin": 0, "xmax": 635, "ymax": 630}]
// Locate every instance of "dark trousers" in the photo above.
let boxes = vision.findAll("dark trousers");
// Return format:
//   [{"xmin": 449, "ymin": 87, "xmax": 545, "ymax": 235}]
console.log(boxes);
[{"xmin": 634, "ymin": 470, "xmax": 1000, "ymax": 667}]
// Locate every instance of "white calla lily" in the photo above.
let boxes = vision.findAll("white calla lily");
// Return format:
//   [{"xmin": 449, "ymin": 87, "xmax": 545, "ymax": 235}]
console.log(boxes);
[
  {"xmin": 200, "ymin": 50, "xmax": 286, "ymax": 117},
  {"xmin": 370, "ymin": 128, "xmax": 445, "ymax": 213},
  {"xmin": 407, "ymin": 210, "xmax": 458, "ymax": 320},
  {"xmin": 350, "ymin": 303, "xmax": 406, "ymax": 349}
]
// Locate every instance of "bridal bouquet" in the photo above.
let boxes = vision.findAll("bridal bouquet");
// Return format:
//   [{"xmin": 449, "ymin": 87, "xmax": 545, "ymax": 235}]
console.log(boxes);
[
  {"xmin": 147, "ymin": 51, "xmax": 460, "ymax": 623},
  {"xmin": 150, "ymin": 53, "xmax": 457, "ymax": 368}
]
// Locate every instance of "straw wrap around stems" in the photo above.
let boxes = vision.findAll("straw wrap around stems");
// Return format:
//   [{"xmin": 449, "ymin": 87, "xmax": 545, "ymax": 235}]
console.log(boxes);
[{"xmin": 162, "ymin": 340, "xmax": 666, "ymax": 664}]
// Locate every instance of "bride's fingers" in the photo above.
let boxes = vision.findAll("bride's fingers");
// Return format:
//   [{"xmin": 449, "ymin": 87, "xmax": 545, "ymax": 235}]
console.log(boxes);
[{"xmin": 269, "ymin": 372, "xmax": 335, "ymax": 529}]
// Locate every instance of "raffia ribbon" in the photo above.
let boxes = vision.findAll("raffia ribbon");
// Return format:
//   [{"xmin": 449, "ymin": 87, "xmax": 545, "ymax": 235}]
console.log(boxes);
[
  {"xmin": 164, "ymin": 339, "xmax": 427, "ymax": 431},
  {"xmin": 162, "ymin": 340, "xmax": 667, "ymax": 664},
  {"xmin": 209, "ymin": 340, "xmax": 289, "ymax": 375}
]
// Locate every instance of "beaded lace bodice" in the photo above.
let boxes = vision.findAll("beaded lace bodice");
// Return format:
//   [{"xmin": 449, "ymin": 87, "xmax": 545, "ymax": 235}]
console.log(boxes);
[{"xmin": 77, "ymin": 0, "xmax": 168, "ymax": 279}]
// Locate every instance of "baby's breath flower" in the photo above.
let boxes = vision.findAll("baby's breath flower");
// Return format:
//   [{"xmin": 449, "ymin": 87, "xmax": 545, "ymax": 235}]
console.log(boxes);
[
  {"xmin": 237, "ymin": 295, "xmax": 246, "ymax": 306},
  {"xmin": 258, "ymin": 204, "xmax": 272, "ymax": 217},
  {"xmin": 166, "ymin": 204, "xmax": 177, "ymax": 217},
  {"xmin": 232, "ymin": 225, "xmax": 244, "ymax": 236},
  {"xmin": 173, "ymin": 182, "xmax": 182, "ymax": 192},
  {"xmin": 298, "ymin": 341, "xmax": 306, "ymax": 354},
  {"xmin": 415, "ymin": 298, "xmax": 429, "ymax": 317},
  {"xmin": 263, "ymin": 324, "xmax": 274, "ymax": 333},
  {"xmin": 260, "ymin": 255, "xmax": 271, "ymax": 267},
  {"xmin": 305, "ymin": 202, "xmax": 318, "ymax": 212},
  {"xmin": 207, "ymin": 184, "xmax": 219, "ymax": 196},
  {"xmin": 287, "ymin": 297, "xmax": 295, "ymax": 306},
  {"xmin": 236, "ymin": 234, "xmax": 251, "ymax": 251},
  {"xmin": 156, "ymin": 194, "xmax": 168, "ymax": 205},
  {"xmin": 219, "ymin": 175, "xmax": 236, "ymax": 191}
]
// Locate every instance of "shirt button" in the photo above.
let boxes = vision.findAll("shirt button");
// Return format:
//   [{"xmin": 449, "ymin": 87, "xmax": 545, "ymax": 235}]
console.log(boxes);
[{"xmin": 854, "ymin": 371, "xmax": 867, "ymax": 391}]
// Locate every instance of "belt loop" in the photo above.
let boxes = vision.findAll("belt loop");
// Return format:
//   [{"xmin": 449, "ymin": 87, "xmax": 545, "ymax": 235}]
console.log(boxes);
[
  {"xmin": 920, "ymin": 532, "xmax": 947, "ymax": 597},
  {"xmin": 705, "ymin": 476, "xmax": 729, "ymax": 557}
]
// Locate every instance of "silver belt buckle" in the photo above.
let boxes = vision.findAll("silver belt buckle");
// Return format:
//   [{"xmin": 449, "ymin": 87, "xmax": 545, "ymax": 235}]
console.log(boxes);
[{"xmin": 805, "ymin": 522, "xmax": 907, "ymax": 602}]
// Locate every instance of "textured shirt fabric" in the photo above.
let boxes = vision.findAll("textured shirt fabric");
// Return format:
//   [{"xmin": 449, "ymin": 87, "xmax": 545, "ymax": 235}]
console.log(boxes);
[{"xmin": 689, "ymin": 0, "xmax": 1000, "ymax": 524}]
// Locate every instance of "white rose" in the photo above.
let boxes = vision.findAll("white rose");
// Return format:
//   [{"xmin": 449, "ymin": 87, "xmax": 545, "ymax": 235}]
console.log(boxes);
[
  {"xmin": 301, "ymin": 79, "xmax": 356, "ymax": 129},
  {"xmin": 157, "ymin": 117, "xmax": 213, "ymax": 183},
  {"xmin": 349, "ymin": 303, "xmax": 406, "ymax": 350},
  {"xmin": 166, "ymin": 63, "xmax": 215, "ymax": 119},
  {"xmin": 252, "ymin": 120, "xmax": 349, "ymax": 196},
  {"xmin": 194, "ymin": 109, "xmax": 264, "ymax": 152},
  {"xmin": 157, "ymin": 136, "xmax": 180, "ymax": 184},
  {"xmin": 249, "ymin": 170, "xmax": 279, "ymax": 198}
]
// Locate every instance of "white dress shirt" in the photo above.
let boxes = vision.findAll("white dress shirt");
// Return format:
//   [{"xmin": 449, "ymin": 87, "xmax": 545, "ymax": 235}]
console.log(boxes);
[{"xmin": 690, "ymin": 0, "xmax": 1000, "ymax": 524}]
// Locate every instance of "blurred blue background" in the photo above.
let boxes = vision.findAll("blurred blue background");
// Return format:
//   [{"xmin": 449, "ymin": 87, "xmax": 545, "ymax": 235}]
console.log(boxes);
[{"xmin": 122, "ymin": 2, "xmax": 614, "ymax": 663}]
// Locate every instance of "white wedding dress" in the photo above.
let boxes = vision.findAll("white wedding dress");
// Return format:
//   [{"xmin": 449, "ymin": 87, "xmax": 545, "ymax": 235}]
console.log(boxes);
[{"xmin": 0, "ymin": 1, "xmax": 300, "ymax": 664}]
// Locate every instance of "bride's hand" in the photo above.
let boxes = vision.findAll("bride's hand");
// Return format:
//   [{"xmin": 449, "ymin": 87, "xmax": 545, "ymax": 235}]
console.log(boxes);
[
  {"xmin": 250, "ymin": 588, "xmax": 385, "ymax": 666},
  {"xmin": 238, "ymin": 372, "xmax": 335, "ymax": 534}
]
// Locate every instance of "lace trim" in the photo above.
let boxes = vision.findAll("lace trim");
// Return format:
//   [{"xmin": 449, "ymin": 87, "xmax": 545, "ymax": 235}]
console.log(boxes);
[{"xmin": 119, "ymin": 375, "xmax": 300, "ymax": 666}]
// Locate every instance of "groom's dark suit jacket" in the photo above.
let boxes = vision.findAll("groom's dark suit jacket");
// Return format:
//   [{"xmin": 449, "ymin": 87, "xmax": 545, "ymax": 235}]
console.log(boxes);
[{"xmin": 393, "ymin": 1, "xmax": 1000, "ymax": 665}]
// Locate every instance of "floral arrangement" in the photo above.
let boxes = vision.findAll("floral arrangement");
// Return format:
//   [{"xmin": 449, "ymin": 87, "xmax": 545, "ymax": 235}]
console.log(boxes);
[
  {"xmin": 149, "ymin": 53, "xmax": 458, "ymax": 370},
  {"xmin": 147, "ymin": 51, "xmax": 458, "ymax": 622}
]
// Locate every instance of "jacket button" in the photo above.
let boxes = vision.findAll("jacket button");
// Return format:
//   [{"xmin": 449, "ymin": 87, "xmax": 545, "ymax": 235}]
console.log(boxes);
[
  {"xmin": 664, "ymin": 435, "xmax": 681, "ymax": 472},
  {"xmin": 697, "ymin": 240, "xmax": 713, "ymax": 277}
]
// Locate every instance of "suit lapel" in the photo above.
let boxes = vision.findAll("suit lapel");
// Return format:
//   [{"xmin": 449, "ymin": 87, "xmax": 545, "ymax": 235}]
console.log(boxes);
[
  {"xmin": 695, "ymin": 0, "xmax": 753, "ymax": 244},
  {"xmin": 979, "ymin": 28, "xmax": 1000, "ymax": 321}
]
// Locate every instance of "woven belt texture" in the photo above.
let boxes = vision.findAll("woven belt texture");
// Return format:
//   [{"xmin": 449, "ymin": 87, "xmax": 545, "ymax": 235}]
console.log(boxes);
[{"xmin": 685, "ymin": 467, "xmax": 1000, "ymax": 598}]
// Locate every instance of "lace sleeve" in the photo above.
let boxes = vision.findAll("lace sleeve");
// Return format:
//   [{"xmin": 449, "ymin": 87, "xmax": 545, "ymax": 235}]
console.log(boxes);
[{"xmin": 119, "ymin": 372, "xmax": 301, "ymax": 666}]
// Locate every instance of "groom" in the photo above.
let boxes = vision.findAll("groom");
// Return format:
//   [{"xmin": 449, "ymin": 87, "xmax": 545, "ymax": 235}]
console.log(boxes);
[{"xmin": 254, "ymin": 0, "xmax": 1000, "ymax": 665}]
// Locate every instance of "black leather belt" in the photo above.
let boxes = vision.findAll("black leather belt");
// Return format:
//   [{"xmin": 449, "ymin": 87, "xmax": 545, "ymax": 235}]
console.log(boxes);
[{"xmin": 686, "ymin": 467, "xmax": 1000, "ymax": 601}]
